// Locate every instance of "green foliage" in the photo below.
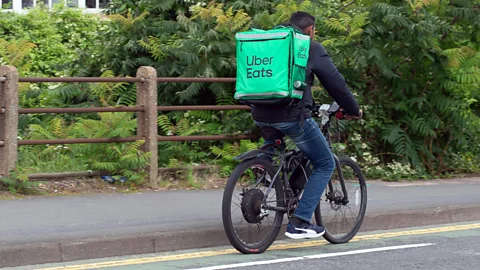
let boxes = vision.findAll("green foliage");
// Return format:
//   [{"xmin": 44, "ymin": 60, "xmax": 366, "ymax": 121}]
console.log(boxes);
[
  {"xmin": 0, "ymin": 4, "xmax": 109, "ymax": 139},
  {"xmin": 0, "ymin": 4, "xmax": 103, "ymax": 77},
  {"xmin": 22, "ymin": 113, "xmax": 151, "ymax": 184},
  {"xmin": 68, "ymin": 113, "xmax": 151, "ymax": 184},
  {"xmin": 252, "ymin": 0, "xmax": 318, "ymax": 29},
  {"xmin": 135, "ymin": 2, "xmax": 250, "ymax": 105},
  {"xmin": 358, "ymin": 0, "xmax": 479, "ymax": 174},
  {"xmin": 0, "ymin": 38, "xmax": 36, "ymax": 71},
  {"xmin": 5, "ymin": 0, "xmax": 480, "ymax": 188},
  {"xmin": 18, "ymin": 144, "xmax": 89, "ymax": 173},
  {"xmin": 211, "ymin": 140, "xmax": 262, "ymax": 177},
  {"xmin": 91, "ymin": 71, "xmax": 137, "ymax": 106},
  {"xmin": 0, "ymin": 167, "xmax": 40, "ymax": 195}
]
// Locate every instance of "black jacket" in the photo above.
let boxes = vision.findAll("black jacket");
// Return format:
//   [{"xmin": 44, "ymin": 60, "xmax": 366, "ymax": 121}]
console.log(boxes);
[{"xmin": 251, "ymin": 41, "xmax": 360, "ymax": 123}]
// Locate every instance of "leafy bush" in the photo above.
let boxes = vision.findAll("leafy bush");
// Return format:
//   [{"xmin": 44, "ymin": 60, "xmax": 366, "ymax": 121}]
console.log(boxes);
[
  {"xmin": 211, "ymin": 140, "xmax": 261, "ymax": 177},
  {"xmin": 23, "ymin": 112, "xmax": 151, "ymax": 184},
  {"xmin": 2, "ymin": 0, "xmax": 479, "ymax": 188}
]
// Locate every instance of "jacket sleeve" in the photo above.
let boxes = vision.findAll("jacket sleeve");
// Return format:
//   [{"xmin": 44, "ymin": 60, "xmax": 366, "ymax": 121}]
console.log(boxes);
[{"xmin": 310, "ymin": 43, "xmax": 360, "ymax": 116}]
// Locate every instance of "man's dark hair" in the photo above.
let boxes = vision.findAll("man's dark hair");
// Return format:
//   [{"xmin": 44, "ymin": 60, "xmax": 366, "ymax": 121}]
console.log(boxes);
[{"xmin": 289, "ymin": 11, "xmax": 315, "ymax": 31}]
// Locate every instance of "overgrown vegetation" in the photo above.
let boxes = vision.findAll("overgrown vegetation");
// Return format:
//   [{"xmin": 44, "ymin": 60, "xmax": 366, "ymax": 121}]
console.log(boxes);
[{"xmin": 0, "ymin": 0, "xmax": 479, "ymax": 193}]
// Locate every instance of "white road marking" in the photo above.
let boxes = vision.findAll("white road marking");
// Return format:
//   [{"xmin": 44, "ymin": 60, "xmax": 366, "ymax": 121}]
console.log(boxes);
[
  {"xmin": 186, "ymin": 243, "xmax": 435, "ymax": 270},
  {"xmin": 454, "ymin": 250, "xmax": 480, "ymax": 256},
  {"xmin": 304, "ymin": 243, "xmax": 434, "ymax": 259}
]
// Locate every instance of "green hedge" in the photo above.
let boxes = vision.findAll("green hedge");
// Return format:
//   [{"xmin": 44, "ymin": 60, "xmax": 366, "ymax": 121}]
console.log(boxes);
[{"xmin": 1, "ymin": 0, "xmax": 479, "ymax": 186}]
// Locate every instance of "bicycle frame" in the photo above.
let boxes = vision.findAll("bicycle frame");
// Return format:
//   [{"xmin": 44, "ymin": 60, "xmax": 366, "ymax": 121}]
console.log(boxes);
[{"xmin": 257, "ymin": 149, "xmax": 292, "ymax": 213}]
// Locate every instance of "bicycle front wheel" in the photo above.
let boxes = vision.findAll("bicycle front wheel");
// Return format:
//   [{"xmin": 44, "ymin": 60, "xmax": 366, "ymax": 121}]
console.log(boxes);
[
  {"xmin": 222, "ymin": 157, "xmax": 285, "ymax": 254},
  {"xmin": 314, "ymin": 156, "xmax": 367, "ymax": 244}
]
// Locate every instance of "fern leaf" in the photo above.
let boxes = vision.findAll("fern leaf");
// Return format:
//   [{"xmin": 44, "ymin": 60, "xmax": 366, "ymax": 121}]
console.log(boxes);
[{"xmin": 158, "ymin": 114, "xmax": 173, "ymax": 135}]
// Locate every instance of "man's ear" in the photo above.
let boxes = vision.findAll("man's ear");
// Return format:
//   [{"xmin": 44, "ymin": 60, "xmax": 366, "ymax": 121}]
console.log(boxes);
[{"xmin": 306, "ymin": 25, "xmax": 315, "ymax": 38}]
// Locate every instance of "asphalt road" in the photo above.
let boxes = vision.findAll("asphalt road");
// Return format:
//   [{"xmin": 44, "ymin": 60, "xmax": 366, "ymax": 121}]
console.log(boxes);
[
  {"xmin": 5, "ymin": 221, "xmax": 480, "ymax": 270},
  {"xmin": 241, "ymin": 237, "xmax": 480, "ymax": 270},
  {"xmin": 1, "ymin": 177, "xmax": 479, "ymax": 246}
]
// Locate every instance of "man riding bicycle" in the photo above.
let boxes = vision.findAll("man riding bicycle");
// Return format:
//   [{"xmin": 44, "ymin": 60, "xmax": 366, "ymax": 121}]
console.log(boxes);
[{"xmin": 251, "ymin": 11, "xmax": 363, "ymax": 239}]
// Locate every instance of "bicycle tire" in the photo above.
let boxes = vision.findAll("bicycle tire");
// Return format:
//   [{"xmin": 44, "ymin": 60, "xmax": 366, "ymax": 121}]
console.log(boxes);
[
  {"xmin": 222, "ymin": 157, "xmax": 285, "ymax": 254},
  {"xmin": 314, "ymin": 156, "xmax": 367, "ymax": 244}
]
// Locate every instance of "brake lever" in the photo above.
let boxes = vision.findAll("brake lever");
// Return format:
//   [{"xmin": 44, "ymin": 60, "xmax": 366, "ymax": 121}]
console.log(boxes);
[{"xmin": 336, "ymin": 109, "xmax": 345, "ymax": 120}]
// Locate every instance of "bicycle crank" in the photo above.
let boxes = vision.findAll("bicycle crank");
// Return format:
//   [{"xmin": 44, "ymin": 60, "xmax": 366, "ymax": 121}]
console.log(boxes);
[{"xmin": 287, "ymin": 197, "xmax": 299, "ymax": 217}]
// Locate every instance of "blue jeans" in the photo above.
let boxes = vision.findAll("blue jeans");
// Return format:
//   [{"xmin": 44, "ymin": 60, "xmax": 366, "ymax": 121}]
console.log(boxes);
[{"xmin": 255, "ymin": 117, "xmax": 335, "ymax": 223}]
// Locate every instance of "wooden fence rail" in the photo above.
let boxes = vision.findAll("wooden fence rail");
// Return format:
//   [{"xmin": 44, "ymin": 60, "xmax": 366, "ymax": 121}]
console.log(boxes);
[{"xmin": 0, "ymin": 65, "xmax": 253, "ymax": 182}]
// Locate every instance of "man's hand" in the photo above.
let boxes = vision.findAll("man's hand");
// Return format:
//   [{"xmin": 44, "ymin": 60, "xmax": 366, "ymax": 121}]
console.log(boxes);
[{"xmin": 346, "ymin": 109, "xmax": 363, "ymax": 120}]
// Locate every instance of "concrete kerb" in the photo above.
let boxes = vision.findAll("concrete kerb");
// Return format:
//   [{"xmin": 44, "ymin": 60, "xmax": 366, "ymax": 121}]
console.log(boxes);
[{"xmin": 1, "ymin": 204, "xmax": 480, "ymax": 268}]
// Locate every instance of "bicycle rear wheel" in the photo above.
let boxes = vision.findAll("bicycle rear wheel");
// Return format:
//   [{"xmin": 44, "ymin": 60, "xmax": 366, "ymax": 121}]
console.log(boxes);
[
  {"xmin": 222, "ymin": 157, "xmax": 285, "ymax": 254},
  {"xmin": 314, "ymin": 156, "xmax": 367, "ymax": 244}
]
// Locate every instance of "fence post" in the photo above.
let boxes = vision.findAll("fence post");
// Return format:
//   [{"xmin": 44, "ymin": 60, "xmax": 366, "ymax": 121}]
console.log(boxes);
[
  {"xmin": 0, "ymin": 66, "xmax": 19, "ymax": 178},
  {"xmin": 136, "ymin": 66, "xmax": 158, "ymax": 183}
]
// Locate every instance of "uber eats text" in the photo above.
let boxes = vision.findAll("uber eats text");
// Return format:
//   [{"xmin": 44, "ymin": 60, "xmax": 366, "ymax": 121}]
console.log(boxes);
[
  {"xmin": 246, "ymin": 55, "xmax": 273, "ymax": 78},
  {"xmin": 298, "ymin": 45, "xmax": 307, "ymax": 60}
]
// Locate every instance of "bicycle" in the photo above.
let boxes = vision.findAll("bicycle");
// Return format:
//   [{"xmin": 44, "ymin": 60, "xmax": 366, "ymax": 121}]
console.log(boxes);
[{"xmin": 221, "ymin": 102, "xmax": 367, "ymax": 254}]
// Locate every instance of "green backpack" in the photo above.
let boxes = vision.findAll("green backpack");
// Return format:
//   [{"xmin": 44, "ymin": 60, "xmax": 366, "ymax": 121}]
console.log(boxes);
[{"xmin": 234, "ymin": 25, "xmax": 311, "ymax": 106}]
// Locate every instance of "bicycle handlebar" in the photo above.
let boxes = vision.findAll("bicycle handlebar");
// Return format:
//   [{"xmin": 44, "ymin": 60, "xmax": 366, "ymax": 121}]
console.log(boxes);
[
  {"xmin": 312, "ymin": 102, "xmax": 362, "ymax": 121},
  {"xmin": 312, "ymin": 102, "xmax": 345, "ymax": 120}
]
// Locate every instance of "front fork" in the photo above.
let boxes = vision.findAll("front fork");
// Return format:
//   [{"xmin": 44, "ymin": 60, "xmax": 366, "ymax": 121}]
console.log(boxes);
[
  {"xmin": 327, "ymin": 155, "xmax": 349, "ymax": 204},
  {"xmin": 323, "ymin": 122, "xmax": 349, "ymax": 205}
]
